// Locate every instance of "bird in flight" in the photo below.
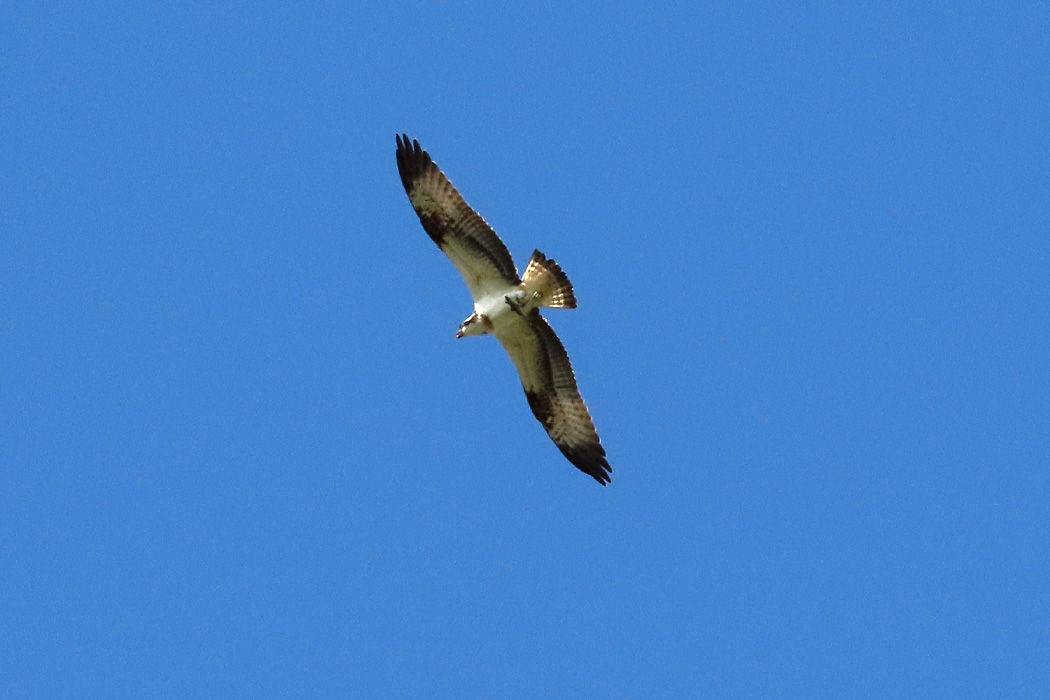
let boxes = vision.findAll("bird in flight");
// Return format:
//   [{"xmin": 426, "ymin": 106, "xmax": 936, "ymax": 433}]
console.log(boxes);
[{"xmin": 395, "ymin": 134, "xmax": 612, "ymax": 484}]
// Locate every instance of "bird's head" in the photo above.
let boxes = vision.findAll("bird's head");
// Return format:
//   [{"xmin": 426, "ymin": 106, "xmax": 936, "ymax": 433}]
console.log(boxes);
[{"xmin": 456, "ymin": 313, "xmax": 489, "ymax": 339}]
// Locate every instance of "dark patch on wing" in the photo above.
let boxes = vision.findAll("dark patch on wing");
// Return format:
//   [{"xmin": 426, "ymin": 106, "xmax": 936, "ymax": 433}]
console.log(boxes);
[
  {"xmin": 523, "ymin": 311, "xmax": 611, "ymax": 485},
  {"xmin": 395, "ymin": 134, "xmax": 519, "ymax": 285}
]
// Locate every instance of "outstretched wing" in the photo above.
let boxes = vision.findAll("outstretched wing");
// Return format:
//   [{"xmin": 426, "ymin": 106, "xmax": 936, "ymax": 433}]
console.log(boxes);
[
  {"xmin": 494, "ymin": 310, "xmax": 612, "ymax": 485},
  {"xmin": 396, "ymin": 134, "xmax": 519, "ymax": 300}
]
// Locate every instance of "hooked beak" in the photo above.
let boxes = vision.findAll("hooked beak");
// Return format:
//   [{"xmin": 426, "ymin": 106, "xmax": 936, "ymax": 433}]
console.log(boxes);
[{"xmin": 455, "ymin": 329, "xmax": 464, "ymax": 339}]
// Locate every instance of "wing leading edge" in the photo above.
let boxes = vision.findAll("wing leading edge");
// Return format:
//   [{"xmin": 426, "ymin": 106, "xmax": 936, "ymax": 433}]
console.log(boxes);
[
  {"xmin": 495, "ymin": 311, "xmax": 611, "ymax": 485},
  {"xmin": 395, "ymin": 134, "xmax": 519, "ymax": 299}
]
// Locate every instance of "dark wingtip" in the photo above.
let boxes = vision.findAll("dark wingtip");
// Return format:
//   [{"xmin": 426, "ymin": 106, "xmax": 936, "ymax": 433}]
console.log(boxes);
[
  {"xmin": 588, "ymin": 458, "xmax": 613, "ymax": 486},
  {"xmin": 562, "ymin": 445, "xmax": 612, "ymax": 485},
  {"xmin": 395, "ymin": 134, "xmax": 433, "ymax": 192},
  {"xmin": 395, "ymin": 133, "xmax": 424, "ymax": 158},
  {"xmin": 525, "ymin": 389, "xmax": 611, "ymax": 485},
  {"xmin": 590, "ymin": 467, "xmax": 612, "ymax": 486}
]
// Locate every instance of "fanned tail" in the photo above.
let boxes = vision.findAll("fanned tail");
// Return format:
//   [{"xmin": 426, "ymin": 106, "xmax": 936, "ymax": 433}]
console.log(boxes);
[{"xmin": 520, "ymin": 250, "xmax": 577, "ymax": 309}]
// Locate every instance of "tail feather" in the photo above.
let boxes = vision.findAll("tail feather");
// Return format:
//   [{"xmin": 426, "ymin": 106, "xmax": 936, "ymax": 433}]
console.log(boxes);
[{"xmin": 521, "ymin": 250, "xmax": 577, "ymax": 309}]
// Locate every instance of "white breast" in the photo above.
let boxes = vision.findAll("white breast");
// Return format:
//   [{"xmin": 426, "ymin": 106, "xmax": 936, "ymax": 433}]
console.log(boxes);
[{"xmin": 475, "ymin": 288, "xmax": 526, "ymax": 331}]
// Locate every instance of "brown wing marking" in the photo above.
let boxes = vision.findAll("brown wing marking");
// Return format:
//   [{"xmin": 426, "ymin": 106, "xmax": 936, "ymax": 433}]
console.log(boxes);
[
  {"xmin": 523, "ymin": 312, "xmax": 611, "ymax": 485},
  {"xmin": 395, "ymin": 135, "xmax": 519, "ymax": 295}
]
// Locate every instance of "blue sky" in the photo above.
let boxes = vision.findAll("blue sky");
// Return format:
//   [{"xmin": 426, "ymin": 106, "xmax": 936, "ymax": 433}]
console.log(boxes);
[{"xmin": 3, "ymin": 2, "xmax": 1048, "ymax": 698}]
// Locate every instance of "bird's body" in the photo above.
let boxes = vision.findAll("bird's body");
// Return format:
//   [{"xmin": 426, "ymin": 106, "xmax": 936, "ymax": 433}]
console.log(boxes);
[
  {"xmin": 395, "ymin": 134, "xmax": 611, "ymax": 484},
  {"xmin": 461, "ymin": 288, "xmax": 523, "ymax": 337}
]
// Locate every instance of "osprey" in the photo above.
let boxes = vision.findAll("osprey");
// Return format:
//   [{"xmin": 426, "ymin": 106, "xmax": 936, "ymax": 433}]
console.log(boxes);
[{"xmin": 395, "ymin": 134, "xmax": 612, "ymax": 485}]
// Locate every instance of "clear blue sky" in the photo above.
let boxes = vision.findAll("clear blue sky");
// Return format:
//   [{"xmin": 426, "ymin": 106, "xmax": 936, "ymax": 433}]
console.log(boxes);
[{"xmin": 3, "ymin": 2, "xmax": 1048, "ymax": 698}]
